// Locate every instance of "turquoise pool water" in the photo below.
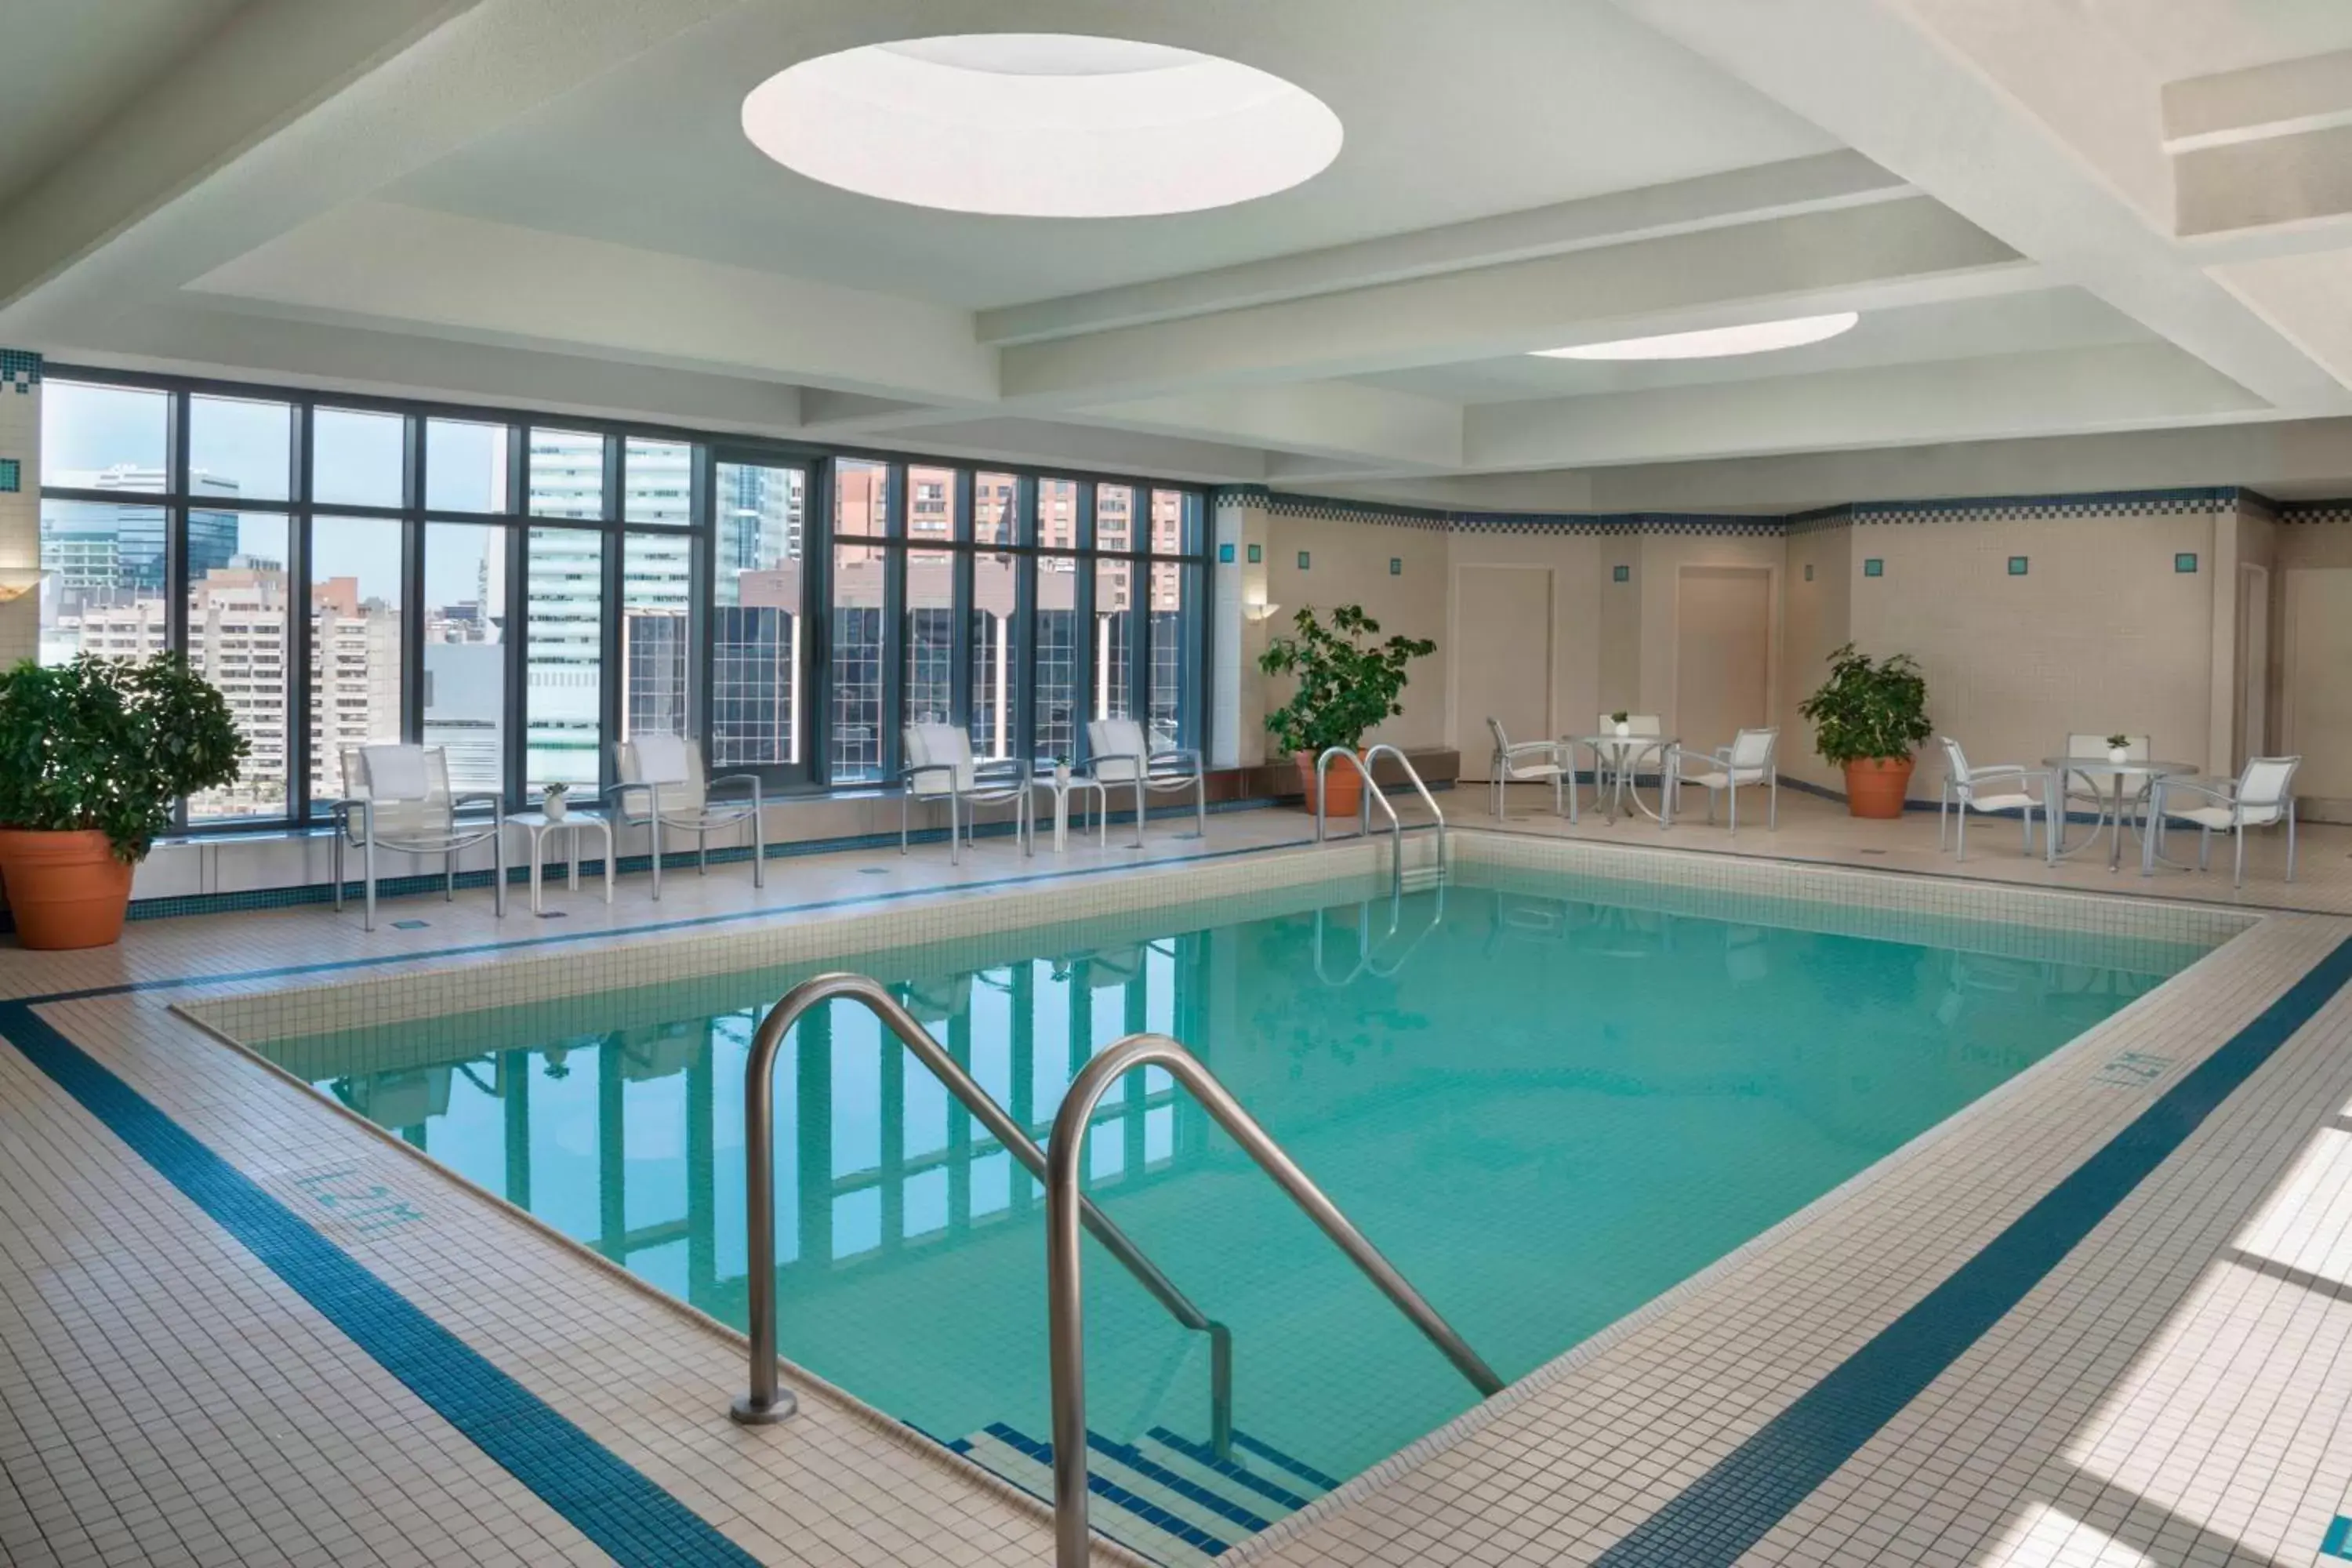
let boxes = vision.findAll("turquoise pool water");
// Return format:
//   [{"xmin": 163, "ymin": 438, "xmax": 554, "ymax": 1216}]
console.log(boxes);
[{"xmin": 263, "ymin": 868, "xmax": 2209, "ymax": 1501}]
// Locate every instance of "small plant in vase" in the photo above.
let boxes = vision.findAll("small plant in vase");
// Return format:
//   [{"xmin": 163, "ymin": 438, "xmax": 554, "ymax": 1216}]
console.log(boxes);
[
  {"xmin": 541, "ymin": 782, "xmax": 570, "ymax": 822},
  {"xmin": 2104, "ymin": 733, "xmax": 2132, "ymax": 765},
  {"xmin": 1610, "ymin": 710, "xmax": 1631, "ymax": 738}
]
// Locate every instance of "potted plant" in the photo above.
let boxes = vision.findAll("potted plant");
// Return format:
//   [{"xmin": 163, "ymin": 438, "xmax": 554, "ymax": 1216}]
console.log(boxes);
[
  {"xmin": 1795, "ymin": 642, "xmax": 1932, "ymax": 820},
  {"xmin": 1610, "ymin": 709, "xmax": 1631, "ymax": 738},
  {"xmin": 541, "ymin": 782, "xmax": 570, "ymax": 822},
  {"xmin": 1258, "ymin": 604, "xmax": 1436, "ymax": 815},
  {"xmin": 2104, "ymin": 732, "xmax": 2132, "ymax": 765},
  {"xmin": 0, "ymin": 654, "xmax": 246, "ymax": 949}
]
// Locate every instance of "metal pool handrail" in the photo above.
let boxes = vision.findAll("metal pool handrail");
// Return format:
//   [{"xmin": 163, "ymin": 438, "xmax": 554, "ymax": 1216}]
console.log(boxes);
[
  {"xmin": 1047, "ymin": 1033, "xmax": 1504, "ymax": 1566},
  {"xmin": 1315, "ymin": 745, "xmax": 1447, "ymax": 898},
  {"xmin": 730, "ymin": 973, "xmax": 1234, "ymax": 1455}
]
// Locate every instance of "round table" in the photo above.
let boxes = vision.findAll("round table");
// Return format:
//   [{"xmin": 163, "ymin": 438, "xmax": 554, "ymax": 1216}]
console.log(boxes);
[
  {"xmin": 2040, "ymin": 756, "xmax": 2196, "ymax": 872},
  {"xmin": 1569, "ymin": 734, "xmax": 1678, "ymax": 826}
]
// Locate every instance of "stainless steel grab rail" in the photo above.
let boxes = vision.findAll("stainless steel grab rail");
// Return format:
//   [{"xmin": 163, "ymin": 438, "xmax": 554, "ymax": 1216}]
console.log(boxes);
[
  {"xmin": 1047, "ymin": 1033, "xmax": 1504, "ymax": 1566},
  {"xmin": 1315, "ymin": 746, "xmax": 1447, "ymax": 899},
  {"xmin": 731, "ymin": 974, "xmax": 1234, "ymax": 1457}
]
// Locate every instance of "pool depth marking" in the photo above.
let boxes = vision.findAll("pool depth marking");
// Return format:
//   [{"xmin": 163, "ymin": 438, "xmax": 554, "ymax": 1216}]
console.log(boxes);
[
  {"xmin": 0, "ymin": 1000, "xmax": 765, "ymax": 1568},
  {"xmin": 1592, "ymin": 935, "xmax": 2352, "ymax": 1568}
]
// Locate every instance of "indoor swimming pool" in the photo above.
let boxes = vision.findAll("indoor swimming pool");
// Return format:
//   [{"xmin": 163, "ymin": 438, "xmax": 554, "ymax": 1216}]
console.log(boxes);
[{"xmin": 252, "ymin": 866, "xmax": 2216, "ymax": 1545}]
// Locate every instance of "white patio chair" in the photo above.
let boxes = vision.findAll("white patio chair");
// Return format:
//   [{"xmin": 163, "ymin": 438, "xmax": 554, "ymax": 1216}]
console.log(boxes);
[
  {"xmin": 1936, "ymin": 736, "xmax": 2048, "ymax": 862},
  {"xmin": 331, "ymin": 744, "xmax": 506, "ymax": 931},
  {"xmin": 1670, "ymin": 727, "xmax": 1779, "ymax": 833},
  {"xmin": 1086, "ymin": 717, "xmax": 1205, "ymax": 846},
  {"xmin": 902, "ymin": 722, "xmax": 1033, "ymax": 866},
  {"xmin": 1486, "ymin": 717, "xmax": 1568, "ymax": 822},
  {"xmin": 612, "ymin": 735, "xmax": 764, "ymax": 899},
  {"xmin": 2149, "ymin": 756, "xmax": 2300, "ymax": 888}
]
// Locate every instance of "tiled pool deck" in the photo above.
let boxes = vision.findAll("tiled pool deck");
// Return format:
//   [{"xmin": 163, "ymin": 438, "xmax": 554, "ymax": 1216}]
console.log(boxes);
[{"xmin": 4, "ymin": 800, "xmax": 2351, "ymax": 1567}]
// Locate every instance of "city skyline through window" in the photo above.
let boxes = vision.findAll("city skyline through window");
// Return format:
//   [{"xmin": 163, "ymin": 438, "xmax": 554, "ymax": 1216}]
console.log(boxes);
[{"xmin": 36, "ymin": 371, "xmax": 1205, "ymax": 828}]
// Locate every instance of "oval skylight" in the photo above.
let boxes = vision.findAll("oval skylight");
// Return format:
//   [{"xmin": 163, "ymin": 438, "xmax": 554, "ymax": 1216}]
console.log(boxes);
[
  {"xmin": 740, "ymin": 34, "xmax": 1343, "ymax": 217},
  {"xmin": 1533, "ymin": 313, "xmax": 1861, "ymax": 361}
]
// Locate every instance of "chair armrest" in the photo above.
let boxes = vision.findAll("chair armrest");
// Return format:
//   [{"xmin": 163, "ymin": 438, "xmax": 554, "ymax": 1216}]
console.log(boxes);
[
  {"xmin": 2157, "ymin": 777, "xmax": 2234, "ymax": 808},
  {"xmin": 902, "ymin": 761, "xmax": 962, "ymax": 790},
  {"xmin": 1498, "ymin": 741, "xmax": 1559, "ymax": 763},
  {"xmin": 973, "ymin": 757, "xmax": 1032, "ymax": 782},
  {"xmin": 452, "ymin": 791, "xmax": 504, "ymax": 815},
  {"xmin": 1084, "ymin": 751, "xmax": 1145, "ymax": 779},
  {"xmin": 1146, "ymin": 746, "xmax": 1202, "ymax": 772},
  {"xmin": 1965, "ymin": 766, "xmax": 2047, "ymax": 786},
  {"xmin": 706, "ymin": 772, "xmax": 763, "ymax": 804}
]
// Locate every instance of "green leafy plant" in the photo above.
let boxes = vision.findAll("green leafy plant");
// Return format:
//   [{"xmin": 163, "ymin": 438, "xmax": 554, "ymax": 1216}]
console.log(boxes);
[
  {"xmin": 0, "ymin": 655, "xmax": 246, "ymax": 860},
  {"xmin": 2105, "ymin": 732, "xmax": 2130, "ymax": 750},
  {"xmin": 1610, "ymin": 709, "xmax": 1629, "ymax": 726},
  {"xmin": 1796, "ymin": 643, "xmax": 1932, "ymax": 765},
  {"xmin": 1258, "ymin": 605, "xmax": 1436, "ymax": 756}
]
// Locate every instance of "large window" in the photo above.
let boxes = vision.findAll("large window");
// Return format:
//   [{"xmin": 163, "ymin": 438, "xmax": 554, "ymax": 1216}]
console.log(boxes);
[{"xmin": 37, "ymin": 368, "xmax": 1207, "ymax": 833}]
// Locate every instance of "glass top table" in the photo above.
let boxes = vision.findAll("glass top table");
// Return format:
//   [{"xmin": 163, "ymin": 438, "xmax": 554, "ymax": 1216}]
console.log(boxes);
[
  {"xmin": 2040, "ymin": 755, "xmax": 2198, "ymax": 872},
  {"xmin": 1567, "ymin": 733, "xmax": 1678, "ymax": 826}
]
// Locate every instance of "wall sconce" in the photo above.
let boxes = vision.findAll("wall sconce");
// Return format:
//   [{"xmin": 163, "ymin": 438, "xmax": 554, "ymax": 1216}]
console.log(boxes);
[
  {"xmin": 0, "ymin": 569, "xmax": 46, "ymax": 604},
  {"xmin": 1242, "ymin": 598, "xmax": 1282, "ymax": 624}
]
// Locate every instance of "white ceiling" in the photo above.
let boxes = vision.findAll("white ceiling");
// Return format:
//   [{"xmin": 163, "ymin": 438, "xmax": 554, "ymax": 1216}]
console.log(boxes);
[
  {"xmin": 1352, "ymin": 289, "xmax": 2152, "ymax": 403},
  {"xmin": 0, "ymin": 0, "xmax": 249, "ymax": 209},
  {"xmin": 383, "ymin": 0, "xmax": 1839, "ymax": 310},
  {"xmin": 6, "ymin": 0, "xmax": 2352, "ymax": 503}
]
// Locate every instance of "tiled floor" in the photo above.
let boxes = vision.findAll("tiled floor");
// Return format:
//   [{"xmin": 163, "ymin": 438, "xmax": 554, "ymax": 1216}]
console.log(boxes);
[{"xmin": 3, "ymin": 801, "xmax": 2351, "ymax": 1568}]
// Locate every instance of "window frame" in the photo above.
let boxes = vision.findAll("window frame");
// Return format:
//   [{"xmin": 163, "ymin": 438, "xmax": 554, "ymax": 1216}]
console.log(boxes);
[{"xmin": 38, "ymin": 363, "xmax": 1211, "ymax": 834}]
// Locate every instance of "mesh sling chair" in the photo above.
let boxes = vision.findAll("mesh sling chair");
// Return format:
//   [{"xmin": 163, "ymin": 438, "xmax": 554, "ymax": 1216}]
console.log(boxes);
[
  {"xmin": 612, "ymin": 735, "xmax": 764, "ymax": 899},
  {"xmin": 1486, "ymin": 717, "xmax": 1568, "ymax": 822},
  {"xmin": 1935, "ymin": 736, "xmax": 2049, "ymax": 862},
  {"xmin": 1670, "ymin": 727, "xmax": 1779, "ymax": 833},
  {"xmin": 2148, "ymin": 756, "xmax": 2301, "ymax": 888},
  {"xmin": 901, "ymin": 722, "xmax": 1033, "ymax": 866},
  {"xmin": 1085, "ymin": 717, "xmax": 1205, "ymax": 845},
  {"xmin": 332, "ymin": 744, "xmax": 506, "ymax": 931}
]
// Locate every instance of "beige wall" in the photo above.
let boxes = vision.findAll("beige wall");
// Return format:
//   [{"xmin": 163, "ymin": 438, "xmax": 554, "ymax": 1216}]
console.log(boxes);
[
  {"xmin": 1846, "ymin": 507, "xmax": 2221, "ymax": 800},
  {"xmin": 2276, "ymin": 514, "xmax": 2352, "ymax": 819},
  {"xmin": 0, "ymin": 356, "xmax": 37, "ymax": 666},
  {"xmin": 1780, "ymin": 521, "xmax": 1853, "ymax": 790}
]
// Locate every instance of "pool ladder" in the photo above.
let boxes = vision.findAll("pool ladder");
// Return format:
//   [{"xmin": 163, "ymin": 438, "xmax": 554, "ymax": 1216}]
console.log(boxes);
[
  {"xmin": 1315, "ymin": 745, "xmax": 1450, "ymax": 898},
  {"xmin": 729, "ymin": 973, "xmax": 1504, "ymax": 1568}
]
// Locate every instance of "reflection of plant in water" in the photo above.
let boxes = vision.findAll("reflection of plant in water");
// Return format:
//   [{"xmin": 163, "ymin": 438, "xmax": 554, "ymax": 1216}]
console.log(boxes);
[{"xmin": 543, "ymin": 1044, "xmax": 571, "ymax": 1080}]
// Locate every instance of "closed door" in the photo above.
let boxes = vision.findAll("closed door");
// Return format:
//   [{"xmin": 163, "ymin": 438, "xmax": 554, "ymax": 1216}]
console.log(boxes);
[
  {"xmin": 2284, "ymin": 567, "xmax": 2352, "ymax": 815},
  {"xmin": 1454, "ymin": 567, "xmax": 1552, "ymax": 779},
  {"xmin": 1675, "ymin": 566, "xmax": 1772, "ymax": 749}
]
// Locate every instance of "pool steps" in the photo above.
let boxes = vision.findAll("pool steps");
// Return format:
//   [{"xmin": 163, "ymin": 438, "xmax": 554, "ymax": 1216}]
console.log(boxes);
[{"xmin": 946, "ymin": 1421, "xmax": 1335, "ymax": 1566}]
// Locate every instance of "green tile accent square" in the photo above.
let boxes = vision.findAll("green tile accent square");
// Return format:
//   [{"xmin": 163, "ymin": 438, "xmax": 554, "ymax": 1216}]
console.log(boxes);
[
  {"xmin": 1864, "ymin": 558, "xmax": 1884, "ymax": 577},
  {"xmin": 2176, "ymin": 552, "xmax": 2198, "ymax": 573},
  {"xmin": 1803, "ymin": 562, "xmax": 1813, "ymax": 582},
  {"xmin": 2008, "ymin": 556, "xmax": 2028, "ymax": 575},
  {"xmin": 1297, "ymin": 550, "xmax": 1310, "ymax": 569},
  {"xmin": 1612, "ymin": 564, "xmax": 1629, "ymax": 583},
  {"xmin": 1389, "ymin": 557, "xmax": 1402, "ymax": 575},
  {"xmin": 1247, "ymin": 543, "xmax": 1261, "ymax": 564},
  {"xmin": 0, "ymin": 458, "xmax": 17, "ymax": 493},
  {"xmin": 1218, "ymin": 543, "xmax": 1235, "ymax": 563}
]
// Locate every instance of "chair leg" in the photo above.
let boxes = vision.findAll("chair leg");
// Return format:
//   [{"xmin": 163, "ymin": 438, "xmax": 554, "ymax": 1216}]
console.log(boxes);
[
  {"xmin": 493, "ymin": 824, "xmax": 507, "ymax": 920},
  {"xmin": 1769, "ymin": 775, "xmax": 1777, "ymax": 830},
  {"xmin": 752, "ymin": 805, "xmax": 766, "ymax": 890},
  {"xmin": 1955, "ymin": 809, "xmax": 1966, "ymax": 863},
  {"xmin": 650, "ymin": 817, "xmax": 663, "ymax": 901},
  {"xmin": 1194, "ymin": 774, "xmax": 1206, "ymax": 838},
  {"xmin": 900, "ymin": 793, "xmax": 910, "ymax": 857},
  {"xmin": 698, "ymin": 829, "xmax": 709, "ymax": 875},
  {"xmin": 445, "ymin": 851, "xmax": 456, "ymax": 902},
  {"xmin": 2022, "ymin": 804, "xmax": 2034, "ymax": 856},
  {"xmin": 2234, "ymin": 826, "xmax": 2245, "ymax": 890},
  {"xmin": 949, "ymin": 793, "xmax": 962, "ymax": 867},
  {"xmin": 2198, "ymin": 827, "xmax": 2210, "ymax": 871},
  {"xmin": 332, "ymin": 833, "xmax": 344, "ymax": 912},
  {"xmin": 1938, "ymin": 787, "xmax": 1949, "ymax": 851},
  {"xmin": 363, "ymin": 834, "xmax": 377, "ymax": 932},
  {"xmin": 1131, "ymin": 779, "xmax": 1145, "ymax": 849},
  {"xmin": 2288, "ymin": 802, "xmax": 2298, "ymax": 883}
]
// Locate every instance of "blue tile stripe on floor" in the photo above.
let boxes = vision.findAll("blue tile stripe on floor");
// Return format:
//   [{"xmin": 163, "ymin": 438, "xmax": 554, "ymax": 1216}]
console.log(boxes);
[
  {"xmin": 0, "ymin": 999, "xmax": 764, "ymax": 1568},
  {"xmin": 1592, "ymin": 934, "xmax": 2352, "ymax": 1568}
]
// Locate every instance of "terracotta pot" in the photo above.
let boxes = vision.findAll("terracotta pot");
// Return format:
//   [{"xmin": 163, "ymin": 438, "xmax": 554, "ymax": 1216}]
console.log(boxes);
[
  {"xmin": 0, "ymin": 829, "xmax": 136, "ymax": 950},
  {"xmin": 1842, "ymin": 757, "xmax": 1915, "ymax": 820},
  {"xmin": 1295, "ymin": 750, "xmax": 1366, "ymax": 818}
]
